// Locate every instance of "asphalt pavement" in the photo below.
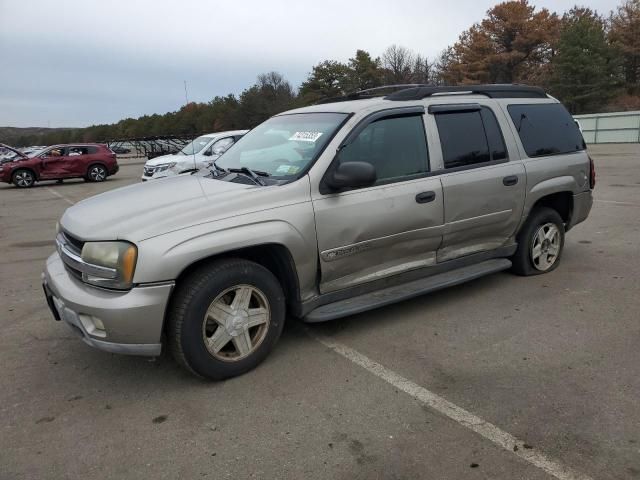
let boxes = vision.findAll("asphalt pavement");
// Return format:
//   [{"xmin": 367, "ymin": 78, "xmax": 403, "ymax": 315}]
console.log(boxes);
[{"xmin": 1, "ymin": 145, "xmax": 638, "ymax": 479}]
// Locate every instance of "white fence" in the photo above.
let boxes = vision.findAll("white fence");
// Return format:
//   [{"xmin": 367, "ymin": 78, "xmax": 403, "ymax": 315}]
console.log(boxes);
[{"xmin": 574, "ymin": 111, "xmax": 640, "ymax": 144}]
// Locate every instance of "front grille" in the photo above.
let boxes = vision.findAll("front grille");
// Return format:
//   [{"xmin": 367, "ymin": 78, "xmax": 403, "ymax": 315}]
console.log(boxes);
[
  {"xmin": 143, "ymin": 166, "xmax": 155, "ymax": 176},
  {"xmin": 62, "ymin": 231, "xmax": 84, "ymax": 255},
  {"xmin": 58, "ymin": 231, "xmax": 85, "ymax": 279}
]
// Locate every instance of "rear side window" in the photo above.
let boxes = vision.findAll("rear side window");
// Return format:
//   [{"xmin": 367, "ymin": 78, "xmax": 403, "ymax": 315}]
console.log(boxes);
[
  {"xmin": 338, "ymin": 115, "xmax": 429, "ymax": 183},
  {"xmin": 434, "ymin": 107, "xmax": 507, "ymax": 169},
  {"xmin": 508, "ymin": 103, "xmax": 585, "ymax": 157},
  {"xmin": 68, "ymin": 147, "xmax": 89, "ymax": 156}
]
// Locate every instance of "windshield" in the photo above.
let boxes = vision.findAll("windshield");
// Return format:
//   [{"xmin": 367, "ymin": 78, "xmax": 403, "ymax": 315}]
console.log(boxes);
[
  {"xmin": 216, "ymin": 113, "xmax": 348, "ymax": 178},
  {"xmin": 27, "ymin": 148, "xmax": 46, "ymax": 157},
  {"xmin": 180, "ymin": 136, "xmax": 213, "ymax": 155}
]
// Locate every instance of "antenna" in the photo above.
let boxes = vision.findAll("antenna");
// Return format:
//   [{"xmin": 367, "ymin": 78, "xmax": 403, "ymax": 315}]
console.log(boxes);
[{"xmin": 183, "ymin": 80, "xmax": 197, "ymax": 171}]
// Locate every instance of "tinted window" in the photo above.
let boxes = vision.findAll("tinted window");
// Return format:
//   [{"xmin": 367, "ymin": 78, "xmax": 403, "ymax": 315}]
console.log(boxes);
[
  {"xmin": 338, "ymin": 115, "xmax": 429, "ymax": 183},
  {"xmin": 508, "ymin": 103, "xmax": 585, "ymax": 157},
  {"xmin": 435, "ymin": 111, "xmax": 485, "ymax": 168},
  {"xmin": 480, "ymin": 108, "xmax": 507, "ymax": 161},
  {"xmin": 434, "ymin": 107, "xmax": 507, "ymax": 169}
]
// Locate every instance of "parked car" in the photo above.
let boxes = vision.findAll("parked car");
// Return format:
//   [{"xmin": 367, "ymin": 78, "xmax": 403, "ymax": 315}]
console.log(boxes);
[
  {"xmin": 43, "ymin": 84, "xmax": 593, "ymax": 380},
  {"xmin": 111, "ymin": 146, "xmax": 131, "ymax": 155},
  {"xmin": 0, "ymin": 143, "xmax": 118, "ymax": 188},
  {"xmin": 141, "ymin": 130, "xmax": 248, "ymax": 181}
]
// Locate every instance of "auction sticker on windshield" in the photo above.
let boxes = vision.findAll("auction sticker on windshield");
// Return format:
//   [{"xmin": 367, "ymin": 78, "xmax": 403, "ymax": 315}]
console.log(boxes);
[{"xmin": 289, "ymin": 131, "xmax": 323, "ymax": 142}]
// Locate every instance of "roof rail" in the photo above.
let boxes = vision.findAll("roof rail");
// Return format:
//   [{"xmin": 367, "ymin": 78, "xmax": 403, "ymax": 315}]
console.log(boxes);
[
  {"xmin": 385, "ymin": 84, "xmax": 547, "ymax": 101},
  {"xmin": 316, "ymin": 84, "xmax": 429, "ymax": 104}
]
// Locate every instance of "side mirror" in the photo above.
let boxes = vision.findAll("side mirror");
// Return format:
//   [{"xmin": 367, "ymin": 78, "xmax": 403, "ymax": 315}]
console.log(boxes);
[
  {"xmin": 326, "ymin": 161, "xmax": 376, "ymax": 191},
  {"xmin": 202, "ymin": 149, "xmax": 213, "ymax": 157}
]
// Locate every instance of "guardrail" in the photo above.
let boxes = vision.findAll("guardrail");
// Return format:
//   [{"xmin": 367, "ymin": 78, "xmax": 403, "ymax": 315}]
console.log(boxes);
[{"xmin": 574, "ymin": 111, "xmax": 640, "ymax": 144}]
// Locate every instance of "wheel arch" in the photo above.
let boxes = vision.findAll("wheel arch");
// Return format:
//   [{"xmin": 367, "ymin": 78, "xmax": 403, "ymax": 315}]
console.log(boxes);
[
  {"xmin": 531, "ymin": 191, "xmax": 573, "ymax": 225},
  {"xmin": 173, "ymin": 243, "xmax": 302, "ymax": 311},
  {"xmin": 521, "ymin": 176, "xmax": 577, "ymax": 231}
]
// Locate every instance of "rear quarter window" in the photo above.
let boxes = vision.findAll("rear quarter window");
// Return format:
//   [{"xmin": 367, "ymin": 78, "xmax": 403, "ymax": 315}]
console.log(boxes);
[{"xmin": 508, "ymin": 103, "xmax": 585, "ymax": 157}]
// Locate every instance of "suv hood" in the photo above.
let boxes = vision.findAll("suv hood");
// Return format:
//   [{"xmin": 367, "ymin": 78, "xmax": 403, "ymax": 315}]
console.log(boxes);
[
  {"xmin": 146, "ymin": 153, "xmax": 182, "ymax": 166},
  {"xmin": 0, "ymin": 143, "xmax": 28, "ymax": 160},
  {"xmin": 61, "ymin": 174, "xmax": 263, "ymax": 241}
]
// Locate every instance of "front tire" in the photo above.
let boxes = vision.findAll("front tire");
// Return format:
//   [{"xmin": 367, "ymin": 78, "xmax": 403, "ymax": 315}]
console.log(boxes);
[
  {"xmin": 167, "ymin": 258, "xmax": 286, "ymax": 380},
  {"xmin": 511, "ymin": 207, "xmax": 565, "ymax": 276},
  {"xmin": 12, "ymin": 169, "xmax": 35, "ymax": 188}
]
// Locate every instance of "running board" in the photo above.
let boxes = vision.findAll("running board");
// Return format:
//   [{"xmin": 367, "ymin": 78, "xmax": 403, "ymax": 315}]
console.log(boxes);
[{"xmin": 304, "ymin": 258, "xmax": 512, "ymax": 323}]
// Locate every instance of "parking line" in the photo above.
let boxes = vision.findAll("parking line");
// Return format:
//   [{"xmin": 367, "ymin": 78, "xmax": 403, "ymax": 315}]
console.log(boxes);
[
  {"xmin": 45, "ymin": 187, "xmax": 75, "ymax": 206},
  {"xmin": 309, "ymin": 331, "xmax": 594, "ymax": 480},
  {"xmin": 595, "ymin": 199, "xmax": 640, "ymax": 207}
]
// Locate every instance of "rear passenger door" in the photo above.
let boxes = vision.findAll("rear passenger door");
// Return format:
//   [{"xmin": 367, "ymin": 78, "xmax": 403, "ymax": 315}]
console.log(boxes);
[
  {"xmin": 430, "ymin": 104, "xmax": 526, "ymax": 262},
  {"xmin": 312, "ymin": 108, "xmax": 444, "ymax": 294},
  {"xmin": 67, "ymin": 146, "xmax": 91, "ymax": 176}
]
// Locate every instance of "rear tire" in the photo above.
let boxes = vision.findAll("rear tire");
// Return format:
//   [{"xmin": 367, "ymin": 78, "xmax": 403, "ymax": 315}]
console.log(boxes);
[
  {"xmin": 86, "ymin": 164, "xmax": 107, "ymax": 182},
  {"xmin": 12, "ymin": 169, "xmax": 35, "ymax": 188},
  {"xmin": 167, "ymin": 258, "xmax": 286, "ymax": 380},
  {"xmin": 511, "ymin": 207, "xmax": 565, "ymax": 276}
]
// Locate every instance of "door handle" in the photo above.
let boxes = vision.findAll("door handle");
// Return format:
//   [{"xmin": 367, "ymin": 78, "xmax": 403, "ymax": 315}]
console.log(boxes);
[
  {"xmin": 415, "ymin": 191, "xmax": 436, "ymax": 204},
  {"xmin": 503, "ymin": 175, "xmax": 519, "ymax": 186}
]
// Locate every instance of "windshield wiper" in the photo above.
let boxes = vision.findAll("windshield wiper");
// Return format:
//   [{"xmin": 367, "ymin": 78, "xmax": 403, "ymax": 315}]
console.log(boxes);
[
  {"xmin": 228, "ymin": 167, "xmax": 270, "ymax": 186},
  {"xmin": 210, "ymin": 160, "xmax": 229, "ymax": 176}
]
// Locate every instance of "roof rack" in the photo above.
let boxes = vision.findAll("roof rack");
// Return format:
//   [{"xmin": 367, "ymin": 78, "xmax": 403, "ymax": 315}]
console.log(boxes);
[
  {"xmin": 316, "ymin": 84, "xmax": 429, "ymax": 104},
  {"xmin": 385, "ymin": 84, "xmax": 547, "ymax": 101}
]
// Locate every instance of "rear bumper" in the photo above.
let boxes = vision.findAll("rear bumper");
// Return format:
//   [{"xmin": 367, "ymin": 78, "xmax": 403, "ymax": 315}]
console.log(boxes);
[
  {"xmin": 42, "ymin": 252, "xmax": 174, "ymax": 356},
  {"xmin": 567, "ymin": 190, "xmax": 593, "ymax": 230}
]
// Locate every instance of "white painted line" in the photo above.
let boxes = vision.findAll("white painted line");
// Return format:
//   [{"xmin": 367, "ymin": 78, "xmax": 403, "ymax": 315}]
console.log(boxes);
[
  {"xmin": 595, "ymin": 199, "xmax": 640, "ymax": 207},
  {"xmin": 45, "ymin": 187, "xmax": 75, "ymax": 206},
  {"xmin": 309, "ymin": 331, "xmax": 594, "ymax": 480}
]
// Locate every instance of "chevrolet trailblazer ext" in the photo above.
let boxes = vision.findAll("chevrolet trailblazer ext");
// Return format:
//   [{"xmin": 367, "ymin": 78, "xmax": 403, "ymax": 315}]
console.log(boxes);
[{"xmin": 43, "ymin": 85, "xmax": 594, "ymax": 380}]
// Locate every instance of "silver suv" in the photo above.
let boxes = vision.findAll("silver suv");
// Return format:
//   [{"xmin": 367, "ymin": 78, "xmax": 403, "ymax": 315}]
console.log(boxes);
[{"xmin": 42, "ymin": 85, "xmax": 594, "ymax": 380}]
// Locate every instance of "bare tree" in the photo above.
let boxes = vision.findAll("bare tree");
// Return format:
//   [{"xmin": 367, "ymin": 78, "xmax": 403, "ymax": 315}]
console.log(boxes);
[
  {"xmin": 257, "ymin": 71, "xmax": 295, "ymax": 97},
  {"xmin": 411, "ymin": 54, "xmax": 432, "ymax": 84},
  {"xmin": 382, "ymin": 45, "xmax": 415, "ymax": 84}
]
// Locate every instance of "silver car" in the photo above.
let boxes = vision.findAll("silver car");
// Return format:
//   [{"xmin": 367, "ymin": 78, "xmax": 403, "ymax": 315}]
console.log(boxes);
[
  {"xmin": 141, "ymin": 130, "xmax": 248, "ymax": 181},
  {"xmin": 43, "ymin": 84, "xmax": 594, "ymax": 380}
]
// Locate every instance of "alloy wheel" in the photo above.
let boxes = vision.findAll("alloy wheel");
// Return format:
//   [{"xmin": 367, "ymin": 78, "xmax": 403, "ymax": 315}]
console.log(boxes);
[
  {"xmin": 202, "ymin": 284, "xmax": 271, "ymax": 362},
  {"xmin": 14, "ymin": 171, "xmax": 34, "ymax": 187},
  {"xmin": 89, "ymin": 166, "xmax": 107, "ymax": 181},
  {"xmin": 531, "ymin": 222, "xmax": 561, "ymax": 271}
]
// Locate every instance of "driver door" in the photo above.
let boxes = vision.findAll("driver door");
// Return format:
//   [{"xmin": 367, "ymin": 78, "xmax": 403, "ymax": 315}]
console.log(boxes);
[
  {"xmin": 39, "ymin": 148, "xmax": 69, "ymax": 179},
  {"xmin": 312, "ymin": 109, "xmax": 444, "ymax": 294}
]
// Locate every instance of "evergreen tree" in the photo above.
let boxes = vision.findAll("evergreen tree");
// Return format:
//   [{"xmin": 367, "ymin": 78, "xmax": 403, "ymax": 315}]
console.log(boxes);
[{"xmin": 550, "ymin": 8, "xmax": 621, "ymax": 114}]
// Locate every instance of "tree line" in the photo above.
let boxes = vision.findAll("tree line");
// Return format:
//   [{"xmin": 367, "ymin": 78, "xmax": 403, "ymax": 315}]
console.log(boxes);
[{"xmin": 6, "ymin": 0, "xmax": 639, "ymax": 147}]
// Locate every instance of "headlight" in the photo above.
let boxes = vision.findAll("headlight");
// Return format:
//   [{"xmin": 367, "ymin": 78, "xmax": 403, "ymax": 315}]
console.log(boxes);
[
  {"xmin": 81, "ymin": 241, "xmax": 137, "ymax": 290},
  {"xmin": 155, "ymin": 162, "xmax": 177, "ymax": 172}
]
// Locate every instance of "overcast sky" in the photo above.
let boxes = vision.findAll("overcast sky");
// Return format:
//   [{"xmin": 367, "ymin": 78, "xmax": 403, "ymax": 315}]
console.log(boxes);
[{"xmin": 0, "ymin": 0, "xmax": 621, "ymax": 128}]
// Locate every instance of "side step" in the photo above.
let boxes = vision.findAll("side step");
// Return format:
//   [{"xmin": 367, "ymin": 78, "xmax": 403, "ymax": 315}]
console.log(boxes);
[{"xmin": 304, "ymin": 258, "xmax": 512, "ymax": 323}]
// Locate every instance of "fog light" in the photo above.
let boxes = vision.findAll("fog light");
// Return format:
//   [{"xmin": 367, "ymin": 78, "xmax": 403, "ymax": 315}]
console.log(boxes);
[
  {"xmin": 93, "ymin": 317, "xmax": 105, "ymax": 331},
  {"xmin": 78, "ymin": 314, "xmax": 106, "ymax": 337}
]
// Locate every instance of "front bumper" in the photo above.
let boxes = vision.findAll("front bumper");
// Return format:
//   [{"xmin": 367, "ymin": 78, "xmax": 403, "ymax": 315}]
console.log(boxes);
[{"xmin": 42, "ymin": 252, "xmax": 174, "ymax": 356}]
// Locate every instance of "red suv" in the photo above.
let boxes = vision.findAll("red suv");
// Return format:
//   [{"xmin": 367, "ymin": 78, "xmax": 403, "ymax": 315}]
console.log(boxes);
[{"xmin": 0, "ymin": 144, "xmax": 119, "ymax": 188}]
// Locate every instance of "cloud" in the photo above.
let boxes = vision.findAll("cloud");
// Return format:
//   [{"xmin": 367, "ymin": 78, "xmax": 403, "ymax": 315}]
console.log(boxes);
[{"xmin": 0, "ymin": 0, "xmax": 621, "ymax": 127}]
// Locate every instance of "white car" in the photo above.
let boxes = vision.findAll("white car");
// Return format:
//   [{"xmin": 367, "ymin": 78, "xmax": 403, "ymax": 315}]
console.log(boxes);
[{"xmin": 141, "ymin": 130, "xmax": 248, "ymax": 181}]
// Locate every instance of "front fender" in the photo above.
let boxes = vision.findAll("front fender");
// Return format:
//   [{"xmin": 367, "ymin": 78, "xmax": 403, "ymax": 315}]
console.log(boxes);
[{"xmin": 133, "ymin": 203, "xmax": 318, "ymax": 298}]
